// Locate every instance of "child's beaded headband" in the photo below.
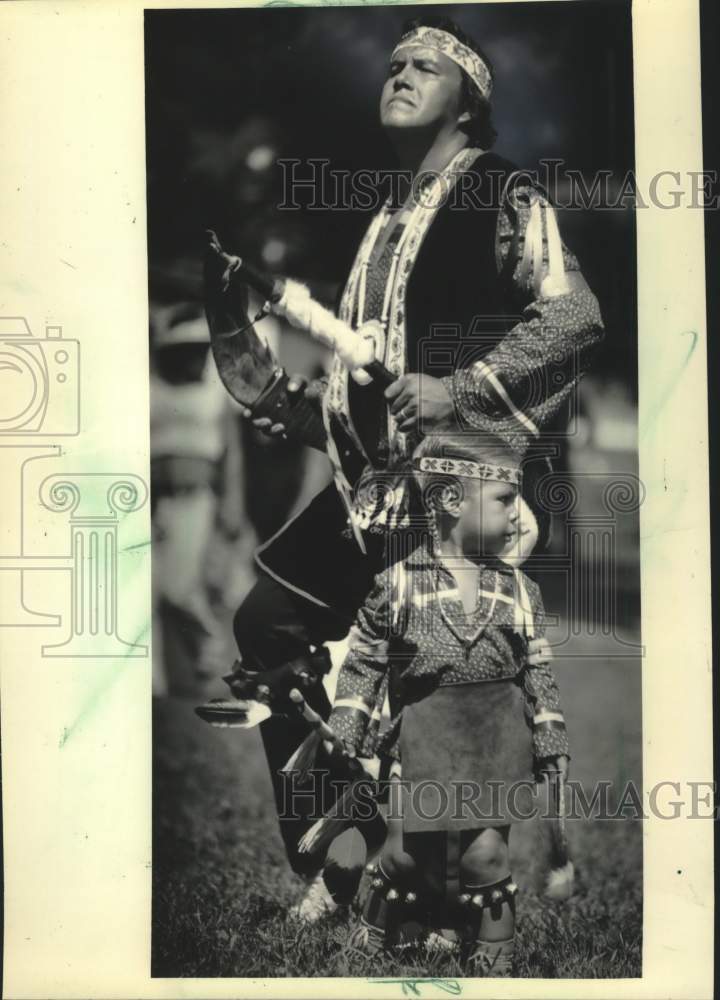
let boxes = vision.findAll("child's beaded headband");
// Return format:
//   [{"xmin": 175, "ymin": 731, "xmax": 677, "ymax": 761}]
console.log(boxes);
[
  {"xmin": 415, "ymin": 456, "xmax": 521, "ymax": 485},
  {"xmin": 392, "ymin": 26, "xmax": 493, "ymax": 100}
]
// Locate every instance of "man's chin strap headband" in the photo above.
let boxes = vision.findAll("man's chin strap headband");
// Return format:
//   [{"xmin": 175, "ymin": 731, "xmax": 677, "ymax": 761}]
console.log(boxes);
[{"xmin": 393, "ymin": 26, "xmax": 493, "ymax": 100}]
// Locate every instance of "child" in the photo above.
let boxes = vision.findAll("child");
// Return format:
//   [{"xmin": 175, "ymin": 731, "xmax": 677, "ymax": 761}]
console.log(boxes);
[{"xmin": 327, "ymin": 432, "xmax": 570, "ymax": 974}]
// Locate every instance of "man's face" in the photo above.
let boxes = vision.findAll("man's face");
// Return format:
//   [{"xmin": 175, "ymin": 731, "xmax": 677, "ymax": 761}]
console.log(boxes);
[{"xmin": 380, "ymin": 44, "xmax": 466, "ymax": 135}]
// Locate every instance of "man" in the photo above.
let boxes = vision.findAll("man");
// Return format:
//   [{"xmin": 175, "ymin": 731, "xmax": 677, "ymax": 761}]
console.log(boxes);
[{"xmin": 219, "ymin": 14, "xmax": 603, "ymax": 916}]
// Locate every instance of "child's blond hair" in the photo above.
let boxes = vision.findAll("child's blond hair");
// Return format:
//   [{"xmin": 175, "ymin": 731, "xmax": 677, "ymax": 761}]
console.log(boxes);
[{"xmin": 412, "ymin": 431, "xmax": 521, "ymax": 516}]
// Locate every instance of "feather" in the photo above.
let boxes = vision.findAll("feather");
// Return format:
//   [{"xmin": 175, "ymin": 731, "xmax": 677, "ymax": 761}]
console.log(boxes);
[
  {"xmin": 545, "ymin": 861, "xmax": 575, "ymax": 901},
  {"xmin": 298, "ymin": 779, "xmax": 365, "ymax": 855},
  {"xmin": 282, "ymin": 729, "xmax": 325, "ymax": 783},
  {"xmin": 194, "ymin": 697, "xmax": 271, "ymax": 728},
  {"xmin": 539, "ymin": 771, "xmax": 575, "ymax": 901}
]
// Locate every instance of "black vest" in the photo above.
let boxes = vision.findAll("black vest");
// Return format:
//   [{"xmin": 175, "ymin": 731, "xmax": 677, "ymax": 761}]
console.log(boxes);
[
  {"xmin": 344, "ymin": 150, "xmax": 522, "ymax": 468},
  {"xmin": 404, "ymin": 150, "xmax": 521, "ymax": 376}
]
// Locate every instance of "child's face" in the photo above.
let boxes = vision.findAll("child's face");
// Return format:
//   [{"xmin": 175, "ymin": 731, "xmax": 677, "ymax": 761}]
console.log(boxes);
[{"xmin": 456, "ymin": 479, "xmax": 519, "ymax": 557}]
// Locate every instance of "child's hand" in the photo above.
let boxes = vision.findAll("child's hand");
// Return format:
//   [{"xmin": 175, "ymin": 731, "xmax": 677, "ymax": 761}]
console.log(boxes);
[
  {"xmin": 539, "ymin": 754, "xmax": 569, "ymax": 778},
  {"xmin": 356, "ymin": 755, "xmax": 382, "ymax": 781},
  {"xmin": 527, "ymin": 636, "xmax": 553, "ymax": 666}
]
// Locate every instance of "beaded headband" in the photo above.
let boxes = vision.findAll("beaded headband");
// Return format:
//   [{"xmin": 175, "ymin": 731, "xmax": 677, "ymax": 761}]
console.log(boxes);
[
  {"xmin": 392, "ymin": 26, "xmax": 493, "ymax": 100},
  {"xmin": 415, "ymin": 456, "xmax": 521, "ymax": 485}
]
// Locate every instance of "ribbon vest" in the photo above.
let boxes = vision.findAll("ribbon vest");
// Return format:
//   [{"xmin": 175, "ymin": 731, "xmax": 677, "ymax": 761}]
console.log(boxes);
[{"xmin": 321, "ymin": 149, "xmax": 523, "ymax": 531}]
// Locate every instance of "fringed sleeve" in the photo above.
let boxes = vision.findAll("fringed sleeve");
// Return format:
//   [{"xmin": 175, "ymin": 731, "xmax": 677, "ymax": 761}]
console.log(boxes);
[{"xmin": 443, "ymin": 182, "xmax": 604, "ymax": 453}]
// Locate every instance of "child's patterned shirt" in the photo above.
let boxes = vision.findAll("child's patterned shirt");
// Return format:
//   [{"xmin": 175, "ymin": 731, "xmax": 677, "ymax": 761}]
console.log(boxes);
[{"xmin": 329, "ymin": 541, "xmax": 570, "ymax": 764}]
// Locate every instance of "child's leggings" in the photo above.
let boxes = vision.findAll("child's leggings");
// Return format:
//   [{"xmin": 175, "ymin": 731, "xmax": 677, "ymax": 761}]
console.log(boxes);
[{"xmin": 359, "ymin": 776, "xmax": 518, "ymax": 973}]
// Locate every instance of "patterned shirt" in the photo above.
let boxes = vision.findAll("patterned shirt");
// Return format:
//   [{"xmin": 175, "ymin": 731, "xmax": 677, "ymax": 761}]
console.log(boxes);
[
  {"xmin": 444, "ymin": 182, "xmax": 604, "ymax": 453},
  {"xmin": 329, "ymin": 541, "xmax": 570, "ymax": 764},
  {"xmin": 313, "ymin": 179, "xmax": 604, "ymax": 459}
]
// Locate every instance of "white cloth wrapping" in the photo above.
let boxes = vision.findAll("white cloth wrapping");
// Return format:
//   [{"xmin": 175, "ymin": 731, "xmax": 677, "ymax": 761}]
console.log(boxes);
[{"xmin": 275, "ymin": 279, "xmax": 376, "ymax": 385}]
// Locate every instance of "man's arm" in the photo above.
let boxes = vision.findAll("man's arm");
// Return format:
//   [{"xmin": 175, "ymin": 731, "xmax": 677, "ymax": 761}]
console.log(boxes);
[{"xmin": 444, "ymin": 183, "xmax": 604, "ymax": 445}]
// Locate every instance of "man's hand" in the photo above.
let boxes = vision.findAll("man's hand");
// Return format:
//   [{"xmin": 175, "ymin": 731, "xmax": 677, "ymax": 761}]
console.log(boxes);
[
  {"xmin": 384, "ymin": 374, "xmax": 454, "ymax": 432},
  {"xmin": 240, "ymin": 373, "xmax": 317, "ymax": 437}
]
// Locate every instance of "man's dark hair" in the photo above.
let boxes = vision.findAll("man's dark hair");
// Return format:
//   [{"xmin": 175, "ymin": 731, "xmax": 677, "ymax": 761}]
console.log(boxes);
[{"xmin": 399, "ymin": 15, "xmax": 498, "ymax": 149}]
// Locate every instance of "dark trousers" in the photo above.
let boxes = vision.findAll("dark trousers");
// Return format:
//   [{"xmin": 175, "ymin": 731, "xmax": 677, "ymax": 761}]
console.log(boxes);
[{"xmin": 233, "ymin": 567, "xmax": 380, "ymax": 878}]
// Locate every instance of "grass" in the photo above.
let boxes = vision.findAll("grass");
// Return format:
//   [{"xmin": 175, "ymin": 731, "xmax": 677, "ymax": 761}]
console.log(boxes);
[{"xmin": 152, "ymin": 628, "xmax": 642, "ymax": 979}]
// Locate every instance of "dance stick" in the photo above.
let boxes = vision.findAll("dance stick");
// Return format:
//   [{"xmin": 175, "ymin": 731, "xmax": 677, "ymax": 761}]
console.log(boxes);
[
  {"xmin": 282, "ymin": 688, "xmax": 350, "ymax": 773},
  {"xmin": 544, "ymin": 769, "xmax": 575, "ymax": 900},
  {"xmin": 206, "ymin": 230, "xmax": 396, "ymax": 388}
]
